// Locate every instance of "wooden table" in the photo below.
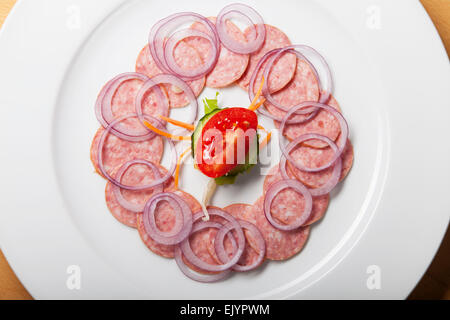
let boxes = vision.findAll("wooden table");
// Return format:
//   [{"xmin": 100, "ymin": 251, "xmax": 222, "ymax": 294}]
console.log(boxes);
[{"xmin": 0, "ymin": 0, "xmax": 449, "ymax": 300}]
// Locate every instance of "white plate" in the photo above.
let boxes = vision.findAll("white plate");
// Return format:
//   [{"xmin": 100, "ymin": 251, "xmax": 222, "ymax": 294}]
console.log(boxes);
[{"xmin": 0, "ymin": 0, "xmax": 449, "ymax": 300}]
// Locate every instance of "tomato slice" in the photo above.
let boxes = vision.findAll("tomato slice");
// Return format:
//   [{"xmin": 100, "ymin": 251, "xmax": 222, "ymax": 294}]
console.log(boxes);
[{"xmin": 196, "ymin": 108, "xmax": 258, "ymax": 178}]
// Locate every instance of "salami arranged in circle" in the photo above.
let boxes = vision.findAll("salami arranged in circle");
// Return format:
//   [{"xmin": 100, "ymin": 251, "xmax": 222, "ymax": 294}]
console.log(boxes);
[{"xmin": 90, "ymin": 3, "xmax": 353, "ymax": 283}]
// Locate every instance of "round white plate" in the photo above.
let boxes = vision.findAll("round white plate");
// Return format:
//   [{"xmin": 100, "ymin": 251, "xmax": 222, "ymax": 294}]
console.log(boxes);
[{"xmin": 0, "ymin": 0, "xmax": 449, "ymax": 300}]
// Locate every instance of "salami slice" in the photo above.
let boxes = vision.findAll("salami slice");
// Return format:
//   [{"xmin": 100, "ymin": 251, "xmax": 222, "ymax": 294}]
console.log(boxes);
[
  {"xmin": 137, "ymin": 190, "xmax": 200, "ymax": 259},
  {"xmin": 102, "ymin": 77, "xmax": 169, "ymax": 132},
  {"xmin": 275, "ymin": 94, "xmax": 342, "ymax": 148},
  {"xmin": 182, "ymin": 224, "xmax": 221, "ymax": 275},
  {"xmin": 90, "ymin": 127, "xmax": 163, "ymax": 178},
  {"xmin": 263, "ymin": 165, "xmax": 330, "ymax": 226},
  {"xmin": 136, "ymin": 43, "xmax": 205, "ymax": 108},
  {"xmin": 288, "ymin": 139, "xmax": 354, "ymax": 189},
  {"xmin": 264, "ymin": 58, "xmax": 319, "ymax": 121},
  {"xmin": 206, "ymin": 204, "xmax": 264, "ymax": 270},
  {"xmin": 105, "ymin": 163, "xmax": 175, "ymax": 228},
  {"xmin": 249, "ymin": 196, "xmax": 310, "ymax": 261},
  {"xmin": 223, "ymin": 203, "xmax": 253, "ymax": 221},
  {"xmin": 237, "ymin": 24, "xmax": 296, "ymax": 93},
  {"xmin": 177, "ymin": 209, "xmax": 228, "ymax": 274},
  {"xmin": 188, "ymin": 17, "xmax": 249, "ymax": 88}
]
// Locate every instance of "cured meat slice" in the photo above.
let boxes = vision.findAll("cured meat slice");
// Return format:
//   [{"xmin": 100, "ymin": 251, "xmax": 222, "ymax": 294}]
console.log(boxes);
[
  {"xmin": 188, "ymin": 17, "xmax": 249, "ymax": 88},
  {"xmin": 206, "ymin": 204, "xmax": 264, "ymax": 270},
  {"xmin": 101, "ymin": 77, "xmax": 169, "ymax": 132},
  {"xmin": 137, "ymin": 190, "xmax": 200, "ymax": 258},
  {"xmin": 177, "ymin": 209, "xmax": 229, "ymax": 274},
  {"xmin": 182, "ymin": 224, "xmax": 221, "ymax": 275},
  {"xmin": 223, "ymin": 203, "xmax": 253, "ymax": 221},
  {"xmin": 275, "ymin": 94, "xmax": 342, "ymax": 148},
  {"xmin": 90, "ymin": 127, "xmax": 163, "ymax": 178},
  {"xmin": 105, "ymin": 163, "xmax": 175, "ymax": 228},
  {"xmin": 263, "ymin": 165, "xmax": 330, "ymax": 226},
  {"xmin": 288, "ymin": 139, "xmax": 354, "ymax": 189},
  {"xmin": 249, "ymin": 196, "xmax": 310, "ymax": 261},
  {"xmin": 264, "ymin": 58, "xmax": 319, "ymax": 120},
  {"xmin": 136, "ymin": 43, "xmax": 205, "ymax": 108},
  {"xmin": 237, "ymin": 24, "xmax": 296, "ymax": 93}
]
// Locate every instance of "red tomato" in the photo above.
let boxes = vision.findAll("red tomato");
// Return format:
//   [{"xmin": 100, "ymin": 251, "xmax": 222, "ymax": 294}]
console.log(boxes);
[{"xmin": 196, "ymin": 108, "xmax": 258, "ymax": 178}]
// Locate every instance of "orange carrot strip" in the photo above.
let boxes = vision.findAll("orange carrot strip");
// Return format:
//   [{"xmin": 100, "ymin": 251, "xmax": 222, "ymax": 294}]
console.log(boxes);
[
  {"xmin": 249, "ymin": 98, "xmax": 266, "ymax": 112},
  {"xmin": 158, "ymin": 115, "xmax": 195, "ymax": 131},
  {"xmin": 260, "ymin": 132, "xmax": 272, "ymax": 150},
  {"xmin": 248, "ymin": 76, "xmax": 265, "ymax": 110},
  {"xmin": 143, "ymin": 121, "xmax": 191, "ymax": 141},
  {"xmin": 257, "ymin": 124, "xmax": 268, "ymax": 133}
]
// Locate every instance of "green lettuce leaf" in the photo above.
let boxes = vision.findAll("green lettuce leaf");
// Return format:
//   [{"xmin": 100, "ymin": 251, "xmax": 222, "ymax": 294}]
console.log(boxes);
[
  {"xmin": 203, "ymin": 92, "xmax": 220, "ymax": 114},
  {"xmin": 215, "ymin": 175, "xmax": 238, "ymax": 186}
]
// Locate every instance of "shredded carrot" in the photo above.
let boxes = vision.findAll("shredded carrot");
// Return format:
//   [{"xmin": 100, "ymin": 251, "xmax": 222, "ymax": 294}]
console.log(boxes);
[
  {"xmin": 260, "ymin": 132, "xmax": 272, "ymax": 150},
  {"xmin": 175, "ymin": 148, "xmax": 191, "ymax": 189},
  {"xmin": 158, "ymin": 115, "xmax": 195, "ymax": 131},
  {"xmin": 143, "ymin": 121, "xmax": 191, "ymax": 141},
  {"xmin": 249, "ymin": 98, "xmax": 266, "ymax": 112},
  {"xmin": 248, "ymin": 76, "xmax": 265, "ymax": 110},
  {"xmin": 258, "ymin": 124, "xmax": 268, "ymax": 133}
]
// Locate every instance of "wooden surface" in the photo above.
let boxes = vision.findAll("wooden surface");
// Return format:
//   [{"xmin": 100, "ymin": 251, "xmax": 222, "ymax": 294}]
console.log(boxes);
[{"xmin": 0, "ymin": 0, "xmax": 449, "ymax": 300}]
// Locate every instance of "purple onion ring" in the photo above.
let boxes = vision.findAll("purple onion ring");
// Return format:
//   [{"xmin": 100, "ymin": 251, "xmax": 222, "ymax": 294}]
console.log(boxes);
[
  {"xmin": 279, "ymin": 134, "xmax": 343, "ymax": 197},
  {"xmin": 95, "ymin": 73, "xmax": 169, "ymax": 142},
  {"xmin": 143, "ymin": 192, "xmax": 193, "ymax": 245},
  {"xmin": 279, "ymin": 102, "xmax": 349, "ymax": 172},
  {"xmin": 174, "ymin": 245, "xmax": 231, "ymax": 283},
  {"xmin": 215, "ymin": 219, "xmax": 266, "ymax": 272},
  {"xmin": 180, "ymin": 208, "xmax": 245, "ymax": 272},
  {"xmin": 264, "ymin": 179, "xmax": 313, "ymax": 231},
  {"xmin": 217, "ymin": 3, "xmax": 266, "ymax": 54},
  {"xmin": 149, "ymin": 12, "xmax": 219, "ymax": 81},
  {"xmin": 97, "ymin": 114, "xmax": 176, "ymax": 191},
  {"xmin": 112, "ymin": 161, "xmax": 164, "ymax": 213},
  {"xmin": 136, "ymin": 75, "xmax": 198, "ymax": 126}
]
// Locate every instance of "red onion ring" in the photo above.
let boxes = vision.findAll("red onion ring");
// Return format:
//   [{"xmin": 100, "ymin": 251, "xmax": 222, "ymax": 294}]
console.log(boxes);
[
  {"xmin": 97, "ymin": 114, "xmax": 176, "ymax": 191},
  {"xmin": 174, "ymin": 246, "xmax": 231, "ymax": 283},
  {"xmin": 279, "ymin": 102, "xmax": 349, "ymax": 172},
  {"xmin": 180, "ymin": 208, "xmax": 245, "ymax": 272},
  {"xmin": 145, "ymin": 193, "xmax": 185, "ymax": 238},
  {"xmin": 149, "ymin": 15, "xmax": 173, "ymax": 74},
  {"xmin": 164, "ymin": 29, "xmax": 218, "ymax": 79},
  {"xmin": 247, "ymin": 48, "xmax": 279, "ymax": 101},
  {"xmin": 261, "ymin": 50, "xmax": 321, "ymax": 121},
  {"xmin": 216, "ymin": 3, "xmax": 266, "ymax": 54},
  {"xmin": 95, "ymin": 73, "xmax": 169, "ymax": 142},
  {"xmin": 248, "ymin": 46, "xmax": 333, "ymax": 123},
  {"xmin": 279, "ymin": 134, "xmax": 343, "ymax": 197},
  {"xmin": 262, "ymin": 45, "xmax": 333, "ymax": 108},
  {"xmin": 112, "ymin": 161, "xmax": 164, "ymax": 213},
  {"xmin": 247, "ymin": 49, "xmax": 317, "ymax": 123},
  {"xmin": 149, "ymin": 12, "xmax": 220, "ymax": 81},
  {"xmin": 136, "ymin": 75, "xmax": 198, "ymax": 126},
  {"xmin": 264, "ymin": 179, "xmax": 313, "ymax": 231},
  {"xmin": 248, "ymin": 49, "xmax": 287, "ymax": 121},
  {"xmin": 215, "ymin": 220, "xmax": 266, "ymax": 272},
  {"xmin": 143, "ymin": 192, "xmax": 193, "ymax": 245}
]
